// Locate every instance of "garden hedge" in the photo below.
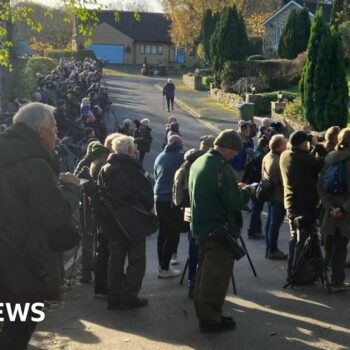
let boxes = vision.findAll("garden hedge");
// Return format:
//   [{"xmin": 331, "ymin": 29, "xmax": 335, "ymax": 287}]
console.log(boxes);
[{"xmin": 254, "ymin": 91, "xmax": 298, "ymax": 116}]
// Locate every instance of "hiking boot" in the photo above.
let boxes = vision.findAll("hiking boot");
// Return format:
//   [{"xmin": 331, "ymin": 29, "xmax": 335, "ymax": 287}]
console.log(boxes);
[
  {"xmin": 118, "ymin": 297, "xmax": 149, "ymax": 310},
  {"xmin": 328, "ymin": 282, "xmax": 350, "ymax": 293},
  {"xmin": 158, "ymin": 267, "xmax": 181, "ymax": 278},
  {"xmin": 248, "ymin": 233, "xmax": 265, "ymax": 240},
  {"xmin": 170, "ymin": 254, "xmax": 179, "ymax": 265},
  {"xmin": 267, "ymin": 250, "xmax": 288, "ymax": 260},
  {"xmin": 199, "ymin": 316, "xmax": 236, "ymax": 333}
]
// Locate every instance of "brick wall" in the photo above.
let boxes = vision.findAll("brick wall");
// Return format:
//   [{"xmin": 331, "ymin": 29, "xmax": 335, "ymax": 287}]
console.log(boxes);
[
  {"xmin": 182, "ymin": 73, "xmax": 202, "ymax": 90},
  {"xmin": 210, "ymin": 87, "xmax": 241, "ymax": 110}
]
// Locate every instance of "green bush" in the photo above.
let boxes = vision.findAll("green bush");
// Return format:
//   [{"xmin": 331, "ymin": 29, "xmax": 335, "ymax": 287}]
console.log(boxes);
[
  {"xmin": 44, "ymin": 48, "xmax": 97, "ymax": 61},
  {"xmin": 2, "ymin": 58, "xmax": 29, "ymax": 103},
  {"xmin": 44, "ymin": 49, "xmax": 76, "ymax": 59},
  {"xmin": 248, "ymin": 36, "xmax": 263, "ymax": 56},
  {"xmin": 202, "ymin": 76, "xmax": 215, "ymax": 86},
  {"xmin": 247, "ymin": 55, "xmax": 266, "ymax": 61},
  {"xmin": 284, "ymin": 97, "xmax": 305, "ymax": 122},
  {"xmin": 76, "ymin": 49, "xmax": 97, "ymax": 60},
  {"xmin": 254, "ymin": 91, "xmax": 298, "ymax": 116},
  {"xmin": 23, "ymin": 57, "xmax": 57, "ymax": 96}
]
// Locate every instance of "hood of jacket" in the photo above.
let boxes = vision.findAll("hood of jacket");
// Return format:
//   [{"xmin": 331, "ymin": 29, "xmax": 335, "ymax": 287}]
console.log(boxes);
[
  {"xmin": 325, "ymin": 147, "xmax": 350, "ymax": 165},
  {"xmin": 0, "ymin": 123, "xmax": 53, "ymax": 168}
]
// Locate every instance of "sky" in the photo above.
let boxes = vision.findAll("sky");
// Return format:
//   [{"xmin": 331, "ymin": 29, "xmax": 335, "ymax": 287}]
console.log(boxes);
[{"xmin": 32, "ymin": 0, "xmax": 164, "ymax": 12}]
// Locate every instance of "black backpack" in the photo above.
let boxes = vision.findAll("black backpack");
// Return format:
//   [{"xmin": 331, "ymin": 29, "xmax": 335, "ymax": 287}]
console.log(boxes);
[{"xmin": 285, "ymin": 234, "xmax": 325, "ymax": 288}]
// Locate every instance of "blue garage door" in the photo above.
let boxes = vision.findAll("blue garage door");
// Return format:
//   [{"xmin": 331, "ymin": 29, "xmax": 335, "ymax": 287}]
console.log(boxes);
[{"xmin": 88, "ymin": 44, "xmax": 124, "ymax": 64}]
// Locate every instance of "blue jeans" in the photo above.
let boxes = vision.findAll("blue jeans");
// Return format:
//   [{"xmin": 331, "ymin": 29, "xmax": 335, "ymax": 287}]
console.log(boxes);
[
  {"xmin": 188, "ymin": 232, "xmax": 198, "ymax": 288},
  {"xmin": 265, "ymin": 201, "xmax": 286, "ymax": 252},
  {"xmin": 248, "ymin": 197, "xmax": 264, "ymax": 235}
]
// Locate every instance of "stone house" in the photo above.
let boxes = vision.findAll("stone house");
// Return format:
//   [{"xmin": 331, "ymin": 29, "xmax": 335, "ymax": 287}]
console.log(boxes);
[
  {"xmin": 262, "ymin": 0, "xmax": 333, "ymax": 55},
  {"xmin": 77, "ymin": 11, "xmax": 191, "ymax": 65}
]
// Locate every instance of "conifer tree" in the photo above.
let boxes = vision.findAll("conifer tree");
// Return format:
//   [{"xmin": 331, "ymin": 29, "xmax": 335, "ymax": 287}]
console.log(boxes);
[
  {"xmin": 300, "ymin": 8, "xmax": 348, "ymax": 131},
  {"xmin": 278, "ymin": 7, "xmax": 311, "ymax": 59},
  {"xmin": 200, "ymin": 9, "xmax": 219, "ymax": 63}
]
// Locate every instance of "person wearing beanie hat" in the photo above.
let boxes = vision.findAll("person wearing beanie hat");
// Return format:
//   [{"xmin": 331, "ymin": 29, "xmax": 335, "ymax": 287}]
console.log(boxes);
[
  {"xmin": 280, "ymin": 130, "xmax": 324, "ymax": 280},
  {"xmin": 162, "ymin": 78, "xmax": 176, "ymax": 112},
  {"xmin": 188, "ymin": 129, "xmax": 255, "ymax": 332},
  {"xmin": 154, "ymin": 132, "xmax": 184, "ymax": 278},
  {"xmin": 289, "ymin": 130, "xmax": 310, "ymax": 148},
  {"xmin": 134, "ymin": 118, "xmax": 153, "ymax": 165},
  {"xmin": 118, "ymin": 118, "xmax": 134, "ymax": 136}
]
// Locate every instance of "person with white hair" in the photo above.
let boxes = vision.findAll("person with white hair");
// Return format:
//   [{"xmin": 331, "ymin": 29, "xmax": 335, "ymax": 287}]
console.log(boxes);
[
  {"xmin": 0, "ymin": 102, "xmax": 80, "ymax": 349},
  {"xmin": 162, "ymin": 78, "xmax": 176, "ymax": 112},
  {"xmin": 98, "ymin": 135, "xmax": 154, "ymax": 310},
  {"xmin": 134, "ymin": 118, "xmax": 153, "ymax": 166}
]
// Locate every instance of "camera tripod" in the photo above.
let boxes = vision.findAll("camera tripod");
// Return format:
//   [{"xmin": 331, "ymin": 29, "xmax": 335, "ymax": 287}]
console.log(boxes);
[{"xmin": 179, "ymin": 236, "xmax": 257, "ymax": 295}]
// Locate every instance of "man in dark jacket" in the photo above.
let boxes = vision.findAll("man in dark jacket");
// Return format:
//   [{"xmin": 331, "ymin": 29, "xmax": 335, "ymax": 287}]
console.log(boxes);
[
  {"xmin": 280, "ymin": 131, "xmax": 324, "ymax": 279},
  {"xmin": 189, "ymin": 130, "xmax": 254, "ymax": 333},
  {"xmin": 154, "ymin": 135, "xmax": 184, "ymax": 278},
  {"xmin": 0, "ymin": 102, "xmax": 80, "ymax": 350},
  {"xmin": 98, "ymin": 135, "xmax": 154, "ymax": 310},
  {"xmin": 163, "ymin": 78, "xmax": 176, "ymax": 112}
]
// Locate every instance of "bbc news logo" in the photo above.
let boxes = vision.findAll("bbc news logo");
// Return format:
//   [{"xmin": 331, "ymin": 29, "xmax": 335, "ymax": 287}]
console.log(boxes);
[{"xmin": 0, "ymin": 303, "xmax": 45, "ymax": 322}]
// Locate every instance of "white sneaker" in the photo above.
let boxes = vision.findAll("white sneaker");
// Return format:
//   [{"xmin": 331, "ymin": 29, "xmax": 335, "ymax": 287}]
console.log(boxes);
[
  {"xmin": 170, "ymin": 254, "xmax": 179, "ymax": 265},
  {"xmin": 158, "ymin": 267, "xmax": 181, "ymax": 278}
]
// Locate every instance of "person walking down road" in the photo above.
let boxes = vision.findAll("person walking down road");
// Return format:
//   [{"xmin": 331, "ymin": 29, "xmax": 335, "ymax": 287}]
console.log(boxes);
[
  {"xmin": 189, "ymin": 129, "xmax": 254, "ymax": 333},
  {"xmin": 134, "ymin": 118, "xmax": 153, "ymax": 166},
  {"xmin": 318, "ymin": 128, "xmax": 350, "ymax": 292},
  {"xmin": 163, "ymin": 78, "xmax": 175, "ymax": 112},
  {"xmin": 98, "ymin": 135, "xmax": 154, "ymax": 310},
  {"xmin": 0, "ymin": 103, "xmax": 80, "ymax": 350},
  {"xmin": 280, "ymin": 131, "xmax": 324, "ymax": 281},
  {"xmin": 154, "ymin": 135, "xmax": 184, "ymax": 278},
  {"xmin": 262, "ymin": 135, "xmax": 288, "ymax": 260}
]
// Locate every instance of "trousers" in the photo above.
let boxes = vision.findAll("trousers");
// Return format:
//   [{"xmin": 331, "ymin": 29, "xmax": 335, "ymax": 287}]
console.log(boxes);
[
  {"xmin": 194, "ymin": 238, "xmax": 234, "ymax": 322},
  {"xmin": 108, "ymin": 238, "xmax": 146, "ymax": 301}
]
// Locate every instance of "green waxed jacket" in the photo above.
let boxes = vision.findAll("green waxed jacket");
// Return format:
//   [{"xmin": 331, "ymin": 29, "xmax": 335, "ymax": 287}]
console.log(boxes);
[{"xmin": 189, "ymin": 149, "xmax": 252, "ymax": 240}]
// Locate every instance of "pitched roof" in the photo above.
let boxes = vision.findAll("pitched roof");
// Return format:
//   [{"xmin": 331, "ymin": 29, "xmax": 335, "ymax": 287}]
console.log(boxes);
[
  {"xmin": 96, "ymin": 11, "xmax": 172, "ymax": 44},
  {"xmin": 262, "ymin": 0, "xmax": 332, "ymax": 26}
]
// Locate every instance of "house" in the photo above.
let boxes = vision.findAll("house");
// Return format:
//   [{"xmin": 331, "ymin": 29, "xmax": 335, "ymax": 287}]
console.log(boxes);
[
  {"xmin": 77, "ymin": 11, "xmax": 189, "ymax": 65},
  {"xmin": 262, "ymin": 0, "xmax": 333, "ymax": 54}
]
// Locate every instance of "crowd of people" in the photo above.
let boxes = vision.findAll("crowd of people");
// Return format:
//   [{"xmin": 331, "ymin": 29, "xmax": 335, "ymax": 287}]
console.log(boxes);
[{"xmin": 0, "ymin": 57, "xmax": 349, "ymax": 348}]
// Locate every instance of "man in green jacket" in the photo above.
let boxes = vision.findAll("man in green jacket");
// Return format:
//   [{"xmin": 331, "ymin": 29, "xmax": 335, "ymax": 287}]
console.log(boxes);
[{"xmin": 189, "ymin": 129, "xmax": 253, "ymax": 333}]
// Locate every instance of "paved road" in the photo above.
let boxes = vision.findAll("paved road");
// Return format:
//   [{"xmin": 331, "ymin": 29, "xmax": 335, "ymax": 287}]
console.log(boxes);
[{"xmin": 29, "ymin": 75, "xmax": 350, "ymax": 350}]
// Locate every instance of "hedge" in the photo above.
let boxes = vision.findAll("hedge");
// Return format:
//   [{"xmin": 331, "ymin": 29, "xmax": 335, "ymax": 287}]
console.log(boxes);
[
  {"xmin": 254, "ymin": 91, "xmax": 299, "ymax": 116},
  {"xmin": 44, "ymin": 49, "xmax": 96, "ymax": 60}
]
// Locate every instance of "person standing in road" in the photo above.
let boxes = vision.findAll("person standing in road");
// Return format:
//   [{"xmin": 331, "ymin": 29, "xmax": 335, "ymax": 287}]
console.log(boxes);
[
  {"xmin": 134, "ymin": 118, "xmax": 153, "ymax": 166},
  {"xmin": 189, "ymin": 129, "xmax": 254, "ymax": 333},
  {"xmin": 154, "ymin": 135, "xmax": 184, "ymax": 278},
  {"xmin": 0, "ymin": 102, "xmax": 81, "ymax": 350},
  {"xmin": 163, "ymin": 78, "xmax": 176, "ymax": 112},
  {"xmin": 98, "ymin": 135, "xmax": 154, "ymax": 310},
  {"xmin": 262, "ymin": 134, "xmax": 288, "ymax": 260}
]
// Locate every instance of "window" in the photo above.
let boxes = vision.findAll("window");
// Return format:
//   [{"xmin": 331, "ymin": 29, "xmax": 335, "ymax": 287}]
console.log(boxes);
[
  {"xmin": 145, "ymin": 45, "xmax": 151, "ymax": 54},
  {"xmin": 157, "ymin": 45, "xmax": 163, "ymax": 55},
  {"xmin": 140, "ymin": 44, "xmax": 145, "ymax": 54},
  {"xmin": 152, "ymin": 45, "xmax": 157, "ymax": 55}
]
